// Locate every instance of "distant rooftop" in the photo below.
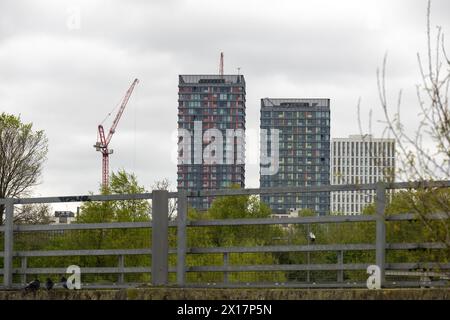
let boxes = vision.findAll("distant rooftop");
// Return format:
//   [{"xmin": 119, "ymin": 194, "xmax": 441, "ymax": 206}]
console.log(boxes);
[
  {"xmin": 332, "ymin": 135, "xmax": 395, "ymax": 142},
  {"xmin": 261, "ymin": 98, "xmax": 330, "ymax": 108},
  {"xmin": 179, "ymin": 75, "xmax": 245, "ymax": 85},
  {"xmin": 54, "ymin": 211, "xmax": 75, "ymax": 218}
]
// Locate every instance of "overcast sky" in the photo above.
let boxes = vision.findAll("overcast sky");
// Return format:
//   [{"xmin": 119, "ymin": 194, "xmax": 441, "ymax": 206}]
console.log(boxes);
[{"xmin": 1, "ymin": 0, "xmax": 449, "ymax": 202}]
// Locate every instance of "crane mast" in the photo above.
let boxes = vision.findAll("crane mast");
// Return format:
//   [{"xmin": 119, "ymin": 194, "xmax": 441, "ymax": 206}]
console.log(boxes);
[{"xmin": 94, "ymin": 78, "xmax": 139, "ymax": 188}]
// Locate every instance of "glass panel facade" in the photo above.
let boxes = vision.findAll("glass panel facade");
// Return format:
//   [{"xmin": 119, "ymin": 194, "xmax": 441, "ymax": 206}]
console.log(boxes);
[
  {"xmin": 178, "ymin": 75, "xmax": 246, "ymax": 211},
  {"xmin": 260, "ymin": 98, "xmax": 331, "ymax": 215}
]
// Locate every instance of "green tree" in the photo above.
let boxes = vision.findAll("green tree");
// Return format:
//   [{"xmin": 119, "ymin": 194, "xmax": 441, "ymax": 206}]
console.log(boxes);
[
  {"xmin": 0, "ymin": 113, "xmax": 48, "ymax": 224},
  {"xmin": 363, "ymin": 189, "xmax": 450, "ymax": 265},
  {"xmin": 78, "ymin": 170, "xmax": 150, "ymax": 224},
  {"xmin": 51, "ymin": 170, "xmax": 152, "ymax": 283},
  {"xmin": 187, "ymin": 189, "xmax": 286, "ymax": 283}
]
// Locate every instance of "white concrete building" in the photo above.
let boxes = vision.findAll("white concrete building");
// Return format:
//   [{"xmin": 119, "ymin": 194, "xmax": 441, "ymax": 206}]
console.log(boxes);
[
  {"xmin": 270, "ymin": 208, "xmax": 303, "ymax": 219},
  {"xmin": 330, "ymin": 135, "xmax": 395, "ymax": 215},
  {"xmin": 52, "ymin": 211, "xmax": 76, "ymax": 224}
]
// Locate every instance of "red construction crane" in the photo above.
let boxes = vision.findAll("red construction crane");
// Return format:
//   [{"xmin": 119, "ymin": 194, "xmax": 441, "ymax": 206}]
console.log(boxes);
[{"xmin": 94, "ymin": 78, "xmax": 139, "ymax": 188}]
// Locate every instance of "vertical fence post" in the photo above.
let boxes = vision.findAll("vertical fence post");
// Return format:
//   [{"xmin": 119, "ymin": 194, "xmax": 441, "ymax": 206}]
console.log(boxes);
[
  {"xmin": 118, "ymin": 255, "xmax": 124, "ymax": 284},
  {"xmin": 306, "ymin": 224, "xmax": 311, "ymax": 283},
  {"xmin": 21, "ymin": 257, "xmax": 27, "ymax": 285},
  {"xmin": 223, "ymin": 252, "xmax": 229, "ymax": 284},
  {"xmin": 177, "ymin": 191, "xmax": 187, "ymax": 286},
  {"xmin": 152, "ymin": 190, "xmax": 169, "ymax": 286},
  {"xmin": 4, "ymin": 198, "xmax": 14, "ymax": 289},
  {"xmin": 337, "ymin": 250, "xmax": 344, "ymax": 283},
  {"xmin": 375, "ymin": 182, "xmax": 386, "ymax": 287}
]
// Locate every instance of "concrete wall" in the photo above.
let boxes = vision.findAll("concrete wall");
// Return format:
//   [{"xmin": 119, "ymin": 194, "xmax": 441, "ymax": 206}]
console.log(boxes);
[{"xmin": 0, "ymin": 288, "xmax": 449, "ymax": 300}]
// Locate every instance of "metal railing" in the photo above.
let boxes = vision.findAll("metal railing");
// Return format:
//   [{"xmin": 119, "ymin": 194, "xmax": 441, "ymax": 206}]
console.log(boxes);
[
  {"xmin": 0, "ymin": 181, "xmax": 449, "ymax": 289},
  {"xmin": 0, "ymin": 191, "xmax": 173, "ymax": 289}
]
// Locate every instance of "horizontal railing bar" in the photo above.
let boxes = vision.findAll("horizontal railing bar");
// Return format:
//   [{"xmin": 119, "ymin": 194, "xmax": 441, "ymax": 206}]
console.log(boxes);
[
  {"xmin": 385, "ymin": 214, "xmax": 416, "ymax": 221},
  {"xmin": 0, "ymin": 243, "xmax": 443, "ymax": 259},
  {"xmin": 386, "ymin": 270, "xmax": 450, "ymax": 278},
  {"xmin": 13, "ymin": 267, "xmax": 152, "ymax": 274},
  {"xmin": 188, "ymin": 215, "xmax": 376, "ymax": 227},
  {"xmin": 387, "ymin": 243, "xmax": 447, "ymax": 250},
  {"xmin": 14, "ymin": 221, "xmax": 152, "ymax": 231},
  {"xmin": 191, "ymin": 185, "xmax": 376, "ymax": 196},
  {"xmin": 9, "ymin": 267, "xmax": 178, "ymax": 275},
  {"xmin": 6, "ymin": 283, "xmax": 143, "ymax": 290},
  {"xmin": 188, "ymin": 212, "xmax": 450, "ymax": 227},
  {"xmin": 0, "ymin": 281, "xmax": 447, "ymax": 290},
  {"xmin": 385, "ymin": 213, "xmax": 449, "ymax": 221},
  {"xmin": 386, "ymin": 263, "xmax": 450, "ymax": 270},
  {"xmin": 189, "ymin": 243, "xmax": 447, "ymax": 254},
  {"xmin": 0, "ymin": 192, "xmax": 180, "ymax": 205},
  {"xmin": 386, "ymin": 180, "xmax": 450, "ymax": 190},
  {"xmin": 190, "ymin": 244, "xmax": 376, "ymax": 254},
  {"xmin": 385, "ymin": 280, "xmax": 449, "ymax": 288},
  {"xmin": 0, "ymin": 193, "xmax": 152, "ymax": 205},
  {"xmin": 184, "ymin": 281, "xmax": 447, "ymax": 288},
  {"xmin": 13, "ymin": 249, "xmax": 152, "ymax": 257},
  {"xmin": 77, "ymin": 283, "xmax": 142, "ymax": 289},
  {"xmin": 188, "ymin": 263, "xmax": 369, "ymax": 272},
  {"xmin": 185, "ymin": 282, "xmax": 368, "ymax": 288},
  {"xmin": 0, "ymin": 249, "xmax": 177, "ymax": 257}
]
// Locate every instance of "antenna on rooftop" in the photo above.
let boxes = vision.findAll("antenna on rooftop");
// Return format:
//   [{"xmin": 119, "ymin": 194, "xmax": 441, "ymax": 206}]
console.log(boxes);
[{"xmin": 219, "ymin": 52, "xmax": 224, "ymax": 76}]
